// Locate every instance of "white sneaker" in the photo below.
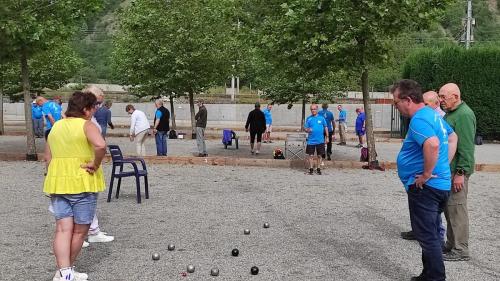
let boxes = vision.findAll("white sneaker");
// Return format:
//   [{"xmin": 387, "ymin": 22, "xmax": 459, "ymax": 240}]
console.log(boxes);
[
  {"xmin": 255, "ymin": 150, "xmax": 260, "ymax": 155},
  {"xmin": 82, "ymin": 241, "xmax": 90, "ymax": 248},
  {"xmin": 53, "ymin": 270, "xmax": 88, "ymax": 281},
  {"xmin": 88, "ymin": 231, "xmax": 114, "ymax": 243}
]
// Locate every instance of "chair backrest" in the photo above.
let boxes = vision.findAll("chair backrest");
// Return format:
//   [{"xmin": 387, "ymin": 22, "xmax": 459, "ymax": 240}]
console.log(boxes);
[
  {"xmin": 286, "ymin": 133, "xmax": 307, "ymax": 142},
  {"xmin": 108, "ymin": 145, "xmax": 123, "ymax": 161}
]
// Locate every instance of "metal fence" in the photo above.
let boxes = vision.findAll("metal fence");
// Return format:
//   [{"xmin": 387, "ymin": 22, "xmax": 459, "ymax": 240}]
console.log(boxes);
[{"xmin": 390, "ymin": 105, "xmax": 409, "ymax": 139}]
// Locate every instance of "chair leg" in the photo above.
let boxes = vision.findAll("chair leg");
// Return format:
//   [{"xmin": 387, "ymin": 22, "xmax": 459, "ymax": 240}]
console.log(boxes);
[
  {"xmin": 144, "ymin": 176, "xmax": 149, "ymax": 199},
  {"xmin": 116, "ymin": 178, "xmax": 122, "ymax": 199},
  {"xmin": 136, "ymin": 175, "xmax": 141, "ymax": 203},
  {"xmin": 107, "ymin": 175, "xmax": 114, "ymax": 202},
  {"xmin": 236, "ymin": 139, "xmax": 239, "ymax": 149}
]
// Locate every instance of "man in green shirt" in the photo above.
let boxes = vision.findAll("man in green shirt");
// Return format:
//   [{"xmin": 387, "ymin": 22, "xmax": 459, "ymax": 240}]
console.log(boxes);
[{"xmin": 438, "ymin": 83, "xmax": 476, "ymax": 261}]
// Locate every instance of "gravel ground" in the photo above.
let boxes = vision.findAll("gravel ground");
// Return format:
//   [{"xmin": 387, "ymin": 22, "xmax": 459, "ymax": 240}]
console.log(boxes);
[
  {"xmin": 1, "ymin": 135, "xmax": 500, "ymax": 164},
  {"xmin": 0, "ymin": 162, "xmax": 499, "ymax": 281}
]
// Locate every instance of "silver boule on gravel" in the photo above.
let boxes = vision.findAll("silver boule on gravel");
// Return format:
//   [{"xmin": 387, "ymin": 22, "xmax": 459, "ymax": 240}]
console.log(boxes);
[
  {"xmin": 263, "ymin": 222, "xmax": 270, "ymax": 228},
  {"xmin": 187, "ymin": 264, "xmax": 195, "ymax": 273},
  {"xmin": 244, "ymin": 229, "xmax": 250, "ymax": 235},
  {"xmin": 167, "ymin": 244, "xmax": 175, "ymax": 251},
  {"xmin": 152, "ymin": 253, "xmax": 160, "ymax": 261},
  {"xmin": 210, "ymin": 268, "xmax": 220, "ymax": 276}
]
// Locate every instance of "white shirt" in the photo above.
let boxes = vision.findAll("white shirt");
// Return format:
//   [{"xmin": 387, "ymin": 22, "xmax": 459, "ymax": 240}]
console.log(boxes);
[
  {"xmin": 91, "ymin": 116, "xmax": 102, "ymax": 133},
  {"xmin": 130, "ymin": 110, "xmax": 150, "ymax": 135}
]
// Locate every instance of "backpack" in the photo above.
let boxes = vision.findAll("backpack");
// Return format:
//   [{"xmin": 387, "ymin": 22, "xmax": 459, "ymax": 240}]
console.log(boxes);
[
  {"xmin": 360, "ymin": 147, "xmax": 369, "ymax": 162},
  {"xmin": 273, "ymin": 148, "xmax": 285, "ymax": 159},
  {"xmin": 169, "ymin": 130, "xmax": 178, "ymax": 139}
]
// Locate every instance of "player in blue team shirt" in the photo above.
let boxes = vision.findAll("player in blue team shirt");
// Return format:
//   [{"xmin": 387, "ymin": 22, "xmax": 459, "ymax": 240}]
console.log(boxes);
[
  {"xmin": 355, "ymin": 108, "xmax": 366, "ymax": 148},
  {"xmin": 42, "ymin": 95, "xmax": 63, "ymax": 139},
  {"xmin": 318, "ymin": 103, "xmax": 335, "ymax": 160},
  {"xmin": 304, "ymin": 104, "xmax": 329, "ymax": 175},
  {"xmin": 392, "ymin": 79, "xmax": 457, "ymax": 281},
  {"xmin": 32, "ymin": 97, "xmax": 44, "ymax": 138},
  {"xmin": 336, "ymin": 105, "xmax": 347, "ymax": 145},
  {"xmin": 262, "ymin": 104, "xmax": 273, "ymax": 143}
]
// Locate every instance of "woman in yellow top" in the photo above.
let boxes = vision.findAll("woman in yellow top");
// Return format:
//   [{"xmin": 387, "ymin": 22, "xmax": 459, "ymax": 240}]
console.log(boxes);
[{"xmin": 44, "ymin": 91, "xmax": 106, "ymax": 281}]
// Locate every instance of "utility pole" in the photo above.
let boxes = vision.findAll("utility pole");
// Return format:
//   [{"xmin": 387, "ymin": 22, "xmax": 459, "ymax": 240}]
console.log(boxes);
[{"xmin": 465, "ymin": 0, "xmax": 473, "ymax": 49}]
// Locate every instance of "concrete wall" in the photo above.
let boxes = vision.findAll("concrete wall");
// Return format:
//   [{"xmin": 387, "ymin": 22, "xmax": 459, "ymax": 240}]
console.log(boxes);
[{"xmin": 3, "ymin": 102, "xmax": 394, "ymax": 129}]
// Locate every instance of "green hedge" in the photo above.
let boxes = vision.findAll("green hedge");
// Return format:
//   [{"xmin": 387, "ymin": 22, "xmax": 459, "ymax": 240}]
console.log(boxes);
[{"xmin": 402, "ymin": 46, "xmax": 500, "ymax": 140}]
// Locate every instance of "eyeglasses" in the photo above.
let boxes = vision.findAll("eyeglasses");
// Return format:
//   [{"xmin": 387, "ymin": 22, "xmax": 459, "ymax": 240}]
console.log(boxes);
[
  {"xmin": 310, "ymin": 108, "xmax": 318, "ymax": 111},
  {"xmin": 438, "ymin": 94, "xmax": 451, "ymax": 101},
  {"xmin": 393, "ymin": 98, "xmax": 406, "ymax": 106}
]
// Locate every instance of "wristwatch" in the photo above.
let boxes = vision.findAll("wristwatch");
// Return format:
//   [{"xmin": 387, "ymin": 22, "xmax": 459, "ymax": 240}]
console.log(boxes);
[{"xmin": 456, "ymin": 168, "xmax": 465, "ymax": 176}]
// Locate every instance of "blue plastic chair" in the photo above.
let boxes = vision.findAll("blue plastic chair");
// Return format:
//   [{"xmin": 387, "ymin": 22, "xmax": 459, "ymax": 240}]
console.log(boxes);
[
  {"xmin": 222, "ymin": 129, "xmax": 239, "ymax": 149},
  {"xmin": 107, "ymin": 145, "xmax": 149, "ymax": 203}
]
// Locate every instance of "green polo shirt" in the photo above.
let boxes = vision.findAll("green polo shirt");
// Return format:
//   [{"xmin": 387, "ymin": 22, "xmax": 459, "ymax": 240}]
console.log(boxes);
[{"xmin": 444, "ymin": 102, "xmax": 476, "ymax": 175}]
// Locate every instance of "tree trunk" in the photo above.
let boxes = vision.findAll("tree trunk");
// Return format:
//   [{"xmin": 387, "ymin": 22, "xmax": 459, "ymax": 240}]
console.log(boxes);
[
  {"xmin": 300, "ymin": 96, "xmax": 306, "ymax": 131},
  {"xmin": 188, "ymin": 92, "xmax": 196, "ymax": 139},
  {"xmin": 361, "ymin": 66, "xmax": 382, "ymax": 170},
  {"xmin": 21, "ymin": 47, "xmax": 37, "ymax": 161},
  {"xmin": 169, "ymin": 94, "xmax": 176, "ymax": 130},
  {"xmin": 0, "ymin": 86, "xmax": 4, "ymax": 135}
]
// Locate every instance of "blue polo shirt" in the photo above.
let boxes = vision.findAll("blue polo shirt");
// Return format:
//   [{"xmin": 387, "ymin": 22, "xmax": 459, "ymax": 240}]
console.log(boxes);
[
  {"xmin": 338, "ymin": 109, "xmax": 347, "ymax": 123},
  {"xmin": 262, "ymin": 108, "xmax": 272, "ymax": 125},
  {"xmin": 355, "ymin": 112, "xmax": 365, "ymax": 132},
  {"xmin": 42, "ymin": 101, "xmax": 62, "ymax": 130},
  {"xmin": 32, "ymin": 104, "xmax": 43, "ymax": 119},
  {"xmin": 397, "ymin": 106, "xmax": 454, "ymax": 191},
  {"xmin": 318, "ymin": 109, "xmax": 334, "ymax": 132},
  {"xmin": 305, "ymin": 115, "xmax": 327, "ymax": 145}
]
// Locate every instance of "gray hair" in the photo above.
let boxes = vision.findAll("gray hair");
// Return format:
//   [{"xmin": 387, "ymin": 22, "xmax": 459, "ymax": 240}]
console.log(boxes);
[
  {"xmin": 155, "ymin": 99, "xmax": 163, "ymax": 106},
  {"xmin": 83, "ymin": 85, "xmax": 104, "ymax": 98}
]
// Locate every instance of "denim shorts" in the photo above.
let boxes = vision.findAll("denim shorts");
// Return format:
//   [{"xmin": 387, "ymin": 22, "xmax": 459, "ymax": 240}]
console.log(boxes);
[{"xmin": 50, "ymin": 193, "xmax": 98, "ymax": 224}]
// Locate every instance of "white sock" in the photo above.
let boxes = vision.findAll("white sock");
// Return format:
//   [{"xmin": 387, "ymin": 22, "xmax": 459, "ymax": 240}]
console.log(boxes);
[{"xmin": 59, "ymin": 267, "xmax": 74, "ymax": 280}]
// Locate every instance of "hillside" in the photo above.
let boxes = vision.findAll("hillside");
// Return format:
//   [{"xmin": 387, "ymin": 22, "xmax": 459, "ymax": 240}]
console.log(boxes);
[{"xmin": 73, "ymin": 0, "xmax": 500, "ymax": 86}]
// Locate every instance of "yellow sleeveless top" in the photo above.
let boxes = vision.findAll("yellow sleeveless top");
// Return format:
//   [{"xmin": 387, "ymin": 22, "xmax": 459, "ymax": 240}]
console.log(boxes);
[{"xmin": 43, "ymin": 118, "xmax": 105, "ymax": 194}]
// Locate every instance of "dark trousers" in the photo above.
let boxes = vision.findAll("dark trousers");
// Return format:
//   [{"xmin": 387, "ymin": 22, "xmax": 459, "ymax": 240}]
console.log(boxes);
[
  {"xmin": 408, "ymin": 184, "xmax": 449, "ymax": 281},
  {"xmin": 322, "ymin": 131, "xmax": 333, "ymax": 158},
  {"xmin": 44, "ymin": 129, "xmax": 51, "ymax": 140},
  {"xmin": 155, "ymin": 130, "xmax": 168, "ymax": 156},
  {"xmin": 32, "ymin": 118, "xmax": 43, "ymax": 137}
]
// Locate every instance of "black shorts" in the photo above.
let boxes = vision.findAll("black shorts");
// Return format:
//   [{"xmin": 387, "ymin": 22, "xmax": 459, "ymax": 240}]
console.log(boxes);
[
  {"xmin": 306, "ymin": 143, "xmax": 325, "ymax": 156},
  {"xmin": 249, "ymin": 131, "xmax": 263, "ymax": 143}
]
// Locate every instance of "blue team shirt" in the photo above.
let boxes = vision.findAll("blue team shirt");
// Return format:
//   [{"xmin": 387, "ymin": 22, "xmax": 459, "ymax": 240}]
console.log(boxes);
[
  {"xmin": 397, "ymin": 106, "xmax": 454, "ymax": 191},
  {"xmin": 318, "ymin": 109, "xmax": 334, "ymax": 132},
  {"xmin": 262, "ymin": 108, "xmax": 272, "ymax": 125},
  {"xmin": 305, "ymin": 115, "xmax": 327, "ymax": 145},
  {"xmin": 338, "ymin": 109, "xmax": 347, "ymax": 122},
  {"xmin": 42, "ymin": 101, "xmax": 62, "ymax": 130},
  {"xmin": 355, "ymin": 112, "xmax": 365, "ymax": 131},
  {"xmin": 32, "ymin": 104, "xmax": 43, "ymax": 119}
]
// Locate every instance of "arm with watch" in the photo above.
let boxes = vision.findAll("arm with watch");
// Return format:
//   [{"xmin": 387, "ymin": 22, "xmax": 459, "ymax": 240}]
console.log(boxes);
[{"xmin": 450, "ymin": 115, "xmax": 476, "ymax": 193}]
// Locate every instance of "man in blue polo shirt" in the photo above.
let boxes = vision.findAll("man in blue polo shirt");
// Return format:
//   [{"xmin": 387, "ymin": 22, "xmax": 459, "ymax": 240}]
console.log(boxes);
[
  {"xmin": 304, "ymin": 104, "xmax": 328, "ymax": 175},
  {"xmin": 42, "ymin": 95, "xmax": 63, "ymax": 139},
  {"xmin": 32, "ymin": 97, "xmax": 44, "ymax": 138},
  {"xmin": 336, "ymin": 105, "xmax": 347, "ymax": 145},
  {"xmin": 392, "ymin": 79, "xmax": 457, "ymax": 281},
  {"xmin": 262, "ymin": 104, "xmax": 273, "ymax": 143},
  {"xmin": 355, "ymin": 108, "xmax": 366, "ymax": 148},
  {"xmin": 318, "ymin": 103, "xmax": 335, "ymax": 160}
]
